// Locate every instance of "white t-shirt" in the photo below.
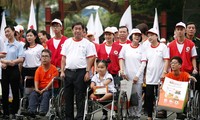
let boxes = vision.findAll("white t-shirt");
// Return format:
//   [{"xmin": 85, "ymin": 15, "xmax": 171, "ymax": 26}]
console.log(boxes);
[
  {"xmin": 53, "ymin": 38, "xmax": 61, "ymax": 49},
  {"xmin": 0, "ymin": 37, "xmax": 7, "ymax": 79},
  {"xmin": 61, "ymin": 38, "xmax": 96, "ymax": 69},
  {"xmin": 141, "ymin": 38, "xmax": 150, "ymax": 49},
  {"xmin": 176, "ymin": 41, "xmax": 197, "ymax": 56},
  {"xmin": 176, "ymin": 42, "xmax": 184, "ymax": 54},
  {"xmin": 119, "ymin": 44, "xmax": 144, "ymax": 83},
  {"xmin": 105, "ymin": 45, "xmax": 112, "ymax": 55},
  {"xmin": 91, "ymin": 72, "xmax": 116, "ymax": 92},
  {"xmin": 142, "ymin": 43, "xmax": 169, "ymax": 85},
  {"xmin": 23, "ymin": 44, "xmax": 44, "ymax": 68}
]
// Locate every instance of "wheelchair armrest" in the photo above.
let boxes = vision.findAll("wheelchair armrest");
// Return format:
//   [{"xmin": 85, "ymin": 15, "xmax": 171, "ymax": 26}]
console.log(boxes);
[
  {"xmin": 53, "ymin": 77, "xmax": 63, "ymax": 81},
  {"xmin": 24, "ymin": 76, "xmax": 34, "ymax": 88}
]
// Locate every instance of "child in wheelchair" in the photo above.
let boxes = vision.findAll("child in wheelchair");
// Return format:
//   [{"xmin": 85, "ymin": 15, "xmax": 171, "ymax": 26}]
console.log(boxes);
[
  {"xmin": 160, "ymin": 56, "xmax": 196, "ymax": 120},
  {"xmin": 89, "ymin": 59, "xmax": 116, "ymax": 119}
]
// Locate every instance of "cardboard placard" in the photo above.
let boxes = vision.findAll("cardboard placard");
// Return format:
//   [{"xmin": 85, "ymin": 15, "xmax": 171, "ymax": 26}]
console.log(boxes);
[
  {"xmin": 94, "ymin": 86, "xmax": 108, "ymax": 95},
  {"xmin": 158, "ymin": 77, "xmax": 188, "ymax": 113}
]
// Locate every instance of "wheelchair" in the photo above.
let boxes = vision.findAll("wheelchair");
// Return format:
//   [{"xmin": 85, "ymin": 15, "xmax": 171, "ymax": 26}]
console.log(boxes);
[
  {"xmin": 16, "ymin": 76, "xmax": 66, "ymax": 120},
  {"xmin": 16, "ymin": 76, "xmax": 34, "ymax": 120},
  {"xmin": 155, "ymin": 79, "xmax": 200, "ymax": 120},
  {"xmin": 83, "ymin": 78, "xmax": 129, "ymax": 120}
]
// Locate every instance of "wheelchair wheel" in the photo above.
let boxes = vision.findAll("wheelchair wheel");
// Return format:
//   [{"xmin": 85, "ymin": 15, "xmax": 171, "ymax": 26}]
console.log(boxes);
[
  {"xmin": 57, "ymin": 88, "xmax": 65, "ymax": 119},
  {"xmin": 187, "ymin": 98, "xmax": 192, "ymax": 119},
  {"xmin": 49, "ymin": 114, "xmax": 55, "ymax": 120},
  {"xmin": 193, "ymin": 91, "xmax": 199, "ymax": 119},
  {"xmin": 117, "ymin": 91, "xmax": 128, "ymax": 120}
]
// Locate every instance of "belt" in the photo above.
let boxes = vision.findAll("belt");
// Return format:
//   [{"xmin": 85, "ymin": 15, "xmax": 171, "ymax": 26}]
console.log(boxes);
[{"xmin": 66, "ymin": 68, "xmax": 86, "ymax": 72}]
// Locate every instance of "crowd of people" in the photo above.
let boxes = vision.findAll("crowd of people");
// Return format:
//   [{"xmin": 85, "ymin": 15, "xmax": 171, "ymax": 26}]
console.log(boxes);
[{"xmin": 0, "ymin": 18, "xmax": 199, "ymax": 120}]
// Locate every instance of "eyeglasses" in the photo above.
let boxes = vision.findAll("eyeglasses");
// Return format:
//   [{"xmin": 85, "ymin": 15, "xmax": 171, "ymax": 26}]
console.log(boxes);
[
  {"xmin": 170, "ymin": 62, "xmax": 179, "ymax": 65},
  {"xmin": 52, "ymin": 25, "xmax": 61, "ymax": 29},
  {"xmin": 41, "ymin": 55, "xmax": 50, "ymax": 58}
]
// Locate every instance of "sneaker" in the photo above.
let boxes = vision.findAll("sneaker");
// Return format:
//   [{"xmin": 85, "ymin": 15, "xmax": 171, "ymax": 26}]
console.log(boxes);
[
  {"xmin": 101, "ymin": 115, "xmax": 108, "ymax": 120},
  {"xmin": 27, "ymin": 111, "xmax": 36, "ymax": 118},
  {"xmin": 156, "ymin": 110, "xmax": 167, "ymax": 118}
]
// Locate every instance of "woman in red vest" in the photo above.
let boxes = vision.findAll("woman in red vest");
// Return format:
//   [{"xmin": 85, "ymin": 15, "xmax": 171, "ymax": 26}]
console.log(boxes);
[{"xmin": 97, "ymin": 27, "xmax": 122, "ymax": 77}]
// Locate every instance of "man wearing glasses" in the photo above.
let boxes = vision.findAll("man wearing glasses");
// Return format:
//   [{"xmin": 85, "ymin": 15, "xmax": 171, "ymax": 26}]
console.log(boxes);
[
  {"xmin": 26, "ymin": 49, "xmax": 59, "ymax": 117},
  {"xmin": 46, "ymin": 18, "xmax": 67, "ymax": 71}
]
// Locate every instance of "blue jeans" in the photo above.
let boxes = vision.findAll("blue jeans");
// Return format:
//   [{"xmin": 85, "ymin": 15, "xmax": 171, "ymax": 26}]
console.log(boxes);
[{"xmin": 28, "ymin": 90, "xmax": 51, "ymax": 113}]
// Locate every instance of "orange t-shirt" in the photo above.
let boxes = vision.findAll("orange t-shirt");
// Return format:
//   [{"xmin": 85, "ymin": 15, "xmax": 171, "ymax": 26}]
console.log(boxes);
[
  {"xmin": 165, "ymin": 71, "xmax": 190, "ymax": 82},
  {"xmin": 34, "ymin": 64, "xmax": 59, "ymax": 89}
]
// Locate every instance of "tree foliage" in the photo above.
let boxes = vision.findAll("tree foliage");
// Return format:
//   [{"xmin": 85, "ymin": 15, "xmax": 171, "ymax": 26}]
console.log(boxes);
[{"xmin": 0, "ymin": 0, "xmax": 185, "ymax": 38}]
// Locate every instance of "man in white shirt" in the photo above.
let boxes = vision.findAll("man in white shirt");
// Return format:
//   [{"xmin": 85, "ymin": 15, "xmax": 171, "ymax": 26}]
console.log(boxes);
[{"xmin": 60, "ymin": 22, "xmax": 96, "ymax": 120}]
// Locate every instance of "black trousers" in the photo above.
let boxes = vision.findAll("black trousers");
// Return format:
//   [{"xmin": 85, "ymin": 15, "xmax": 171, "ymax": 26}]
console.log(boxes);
[
  {"xmin": 2, "ymin": 66, "xmax": 20, "ymax": 115},
  {"xmin": 146, "ymin": 84, "xmax": 158, "ymax": 118},
  {"xmin": 64, "ymin": 68, "xmax": 87, "ymax": 120},
  {"xmin": 21, "ymin": 67, "xmax": 37, "ymax": 86}
]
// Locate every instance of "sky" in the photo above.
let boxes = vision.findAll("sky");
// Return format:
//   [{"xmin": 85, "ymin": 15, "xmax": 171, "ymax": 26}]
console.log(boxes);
[{"xmin": 86, "ymin": 5, "xmax": 99, "ymax": 10}]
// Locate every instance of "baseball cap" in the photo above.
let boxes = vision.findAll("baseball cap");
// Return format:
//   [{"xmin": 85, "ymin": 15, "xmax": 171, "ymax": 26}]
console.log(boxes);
[
  {"xmin": 51, "ymin": 18, "xmax": 62, "ymax": 26},
  {"xmin": 130, "ymin": 28, "xmax": 141, "ymax": 35},
  {"xmin": 104, "ymin": 27, "xmax": 114, "ymax": 34},
  {"xmin": 14, "ymin": 25, "xmax": 24, "ymax": 33},
  {"xmin": 86, "ymin": 31, "xmax": 94, "ymax": 37},
  {"xmin": 111, "ymin": 26, "xmax": 118, "ymax": 33},
  {"xmin": 160, "ymin": 38, "xmax": 166, "ymax": 43},
  {"xmin": 176, "ymin": 22, "xmax": 186, "ymax": 28},
  {"xmin": 147, "ymin": 28, "xmax": 158, "ymax": 36}
]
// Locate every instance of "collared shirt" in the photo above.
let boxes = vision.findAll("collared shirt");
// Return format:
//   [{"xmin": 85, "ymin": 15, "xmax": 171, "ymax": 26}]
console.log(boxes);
[
  {"xmin": 91, "ymin": 72, "xmax": 116, "ymax": 92},
  {"xmin": 5, "ymin": 39, "xmax": 24, "ymax": 60}
]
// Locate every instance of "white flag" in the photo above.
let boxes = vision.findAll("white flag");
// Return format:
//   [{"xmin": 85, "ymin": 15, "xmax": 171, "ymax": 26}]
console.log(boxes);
[
  {"xmin": 119, "ymin": 5, "xmax": 132, "ymax": 33},
  {"xmin": 50, "ymin": 27, "xmax": 55, "ymax": 38},
  {"xmin": 94, "ymin": 11, "xmax": 103, "ymax": 44},
  {"xmin": 153, "ymin": 8, "xmax": 160, "ymax": 40},
  {"xmin": 0, "ymin": 11, "xmax": 7, "ymax": 41},
  {"xmin": 86, "ymin": 14, "xmax": 95, "ymax": 33},
  {"xmin": 27, "ymin": 0, "xmax": 37, "ymax": 30}
]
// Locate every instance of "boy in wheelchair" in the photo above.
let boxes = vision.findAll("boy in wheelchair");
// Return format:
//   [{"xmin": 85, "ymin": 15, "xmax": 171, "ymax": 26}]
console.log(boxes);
[
  {"xmin": 161, "ymin": 56, "xmax": 196, "ymax": 120},
  {"xmin": 89, "ymin": 59, "xmax": 116, "ymax": 120},
  {"xmin": 24, "ymin": 49, "xmax": 59, "ymax": 117}
]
